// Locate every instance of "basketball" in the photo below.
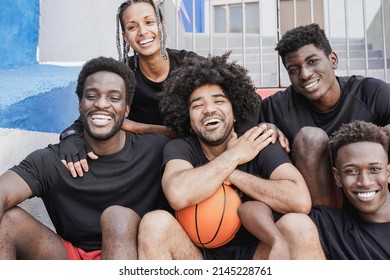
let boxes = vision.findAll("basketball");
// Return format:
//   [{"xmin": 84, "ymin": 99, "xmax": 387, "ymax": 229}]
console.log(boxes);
[{"xmin": 176, "ymin": 184, "xmax": 242, "ymax": 249}]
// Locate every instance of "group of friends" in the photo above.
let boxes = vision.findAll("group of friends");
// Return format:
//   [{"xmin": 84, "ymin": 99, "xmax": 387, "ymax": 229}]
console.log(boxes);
[{"xmin": 0, "ymin": 0, "xmax": 390, "ymax": 260}]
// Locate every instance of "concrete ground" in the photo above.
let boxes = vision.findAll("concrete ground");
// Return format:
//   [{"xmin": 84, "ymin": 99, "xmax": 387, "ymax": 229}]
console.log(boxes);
[{"xmin": 0, "ymin": 128, "xmax": 57, "ymax": 230}]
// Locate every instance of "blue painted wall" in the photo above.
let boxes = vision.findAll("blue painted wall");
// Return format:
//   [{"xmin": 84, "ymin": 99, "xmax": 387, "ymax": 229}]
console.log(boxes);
[
  {"xmin": 0, "ymin": 1, "xmax": 81, "ymax": 133},
  {"xmin": 0, "ymin": 0, "xmax": 39, "ymax": 70}
]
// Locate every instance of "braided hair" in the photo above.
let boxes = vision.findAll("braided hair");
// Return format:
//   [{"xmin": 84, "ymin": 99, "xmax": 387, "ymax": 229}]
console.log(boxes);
[{"xmin": 116, "ymin": 0, "xmax": 168, "ymax": 69}]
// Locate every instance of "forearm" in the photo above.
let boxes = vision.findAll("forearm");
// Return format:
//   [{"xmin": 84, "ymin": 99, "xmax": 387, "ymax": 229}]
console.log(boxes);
[
  {"xmin": 122, "ymin": 119, "xmax": 176, "ymax": 138},
  {"xmin": 230, "ymin": 168, "xmax": 311, "ymax": 214},
  {"xmin": 163, "ymin": 152, "xmax": 240, "ymax": 210}
]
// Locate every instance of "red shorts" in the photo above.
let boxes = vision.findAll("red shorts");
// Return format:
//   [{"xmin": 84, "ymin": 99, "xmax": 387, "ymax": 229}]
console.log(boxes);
[{"xmin": 61, "ymin": 239, "xmax": 101, "ymax": 260}]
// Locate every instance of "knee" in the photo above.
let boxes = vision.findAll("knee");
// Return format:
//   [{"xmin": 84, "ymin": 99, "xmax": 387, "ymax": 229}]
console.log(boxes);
[
  {"xmin": 295, "ymin": 127, "xmax": 328, "ymax": 146},
  {"xmin": 101, "ymin": 206, "xmax": 140, "ymax": 236},
  {"xmin": 0, "ymin": 207, "xmax": 26, "ymax": 225},
  {"xmin": 293, "ymin": 127, "xmax": 329, "ymax": 158},
  {"xmin": 277, "ymin": 213, "xmax": 317, "ymax": 242},
  {"xmin": 138, "ymin": 210, "xmax": 175, "ymax": 241},
  {"xmin": 0, "ymin": 207, "xmax": 29, "ymax": 235}
]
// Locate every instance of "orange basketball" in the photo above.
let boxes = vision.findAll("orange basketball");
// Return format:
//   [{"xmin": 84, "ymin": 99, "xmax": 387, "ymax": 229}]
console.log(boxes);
[{"xmin": 176, "ymin": 184, "xmax": 242, "ymax": 248}]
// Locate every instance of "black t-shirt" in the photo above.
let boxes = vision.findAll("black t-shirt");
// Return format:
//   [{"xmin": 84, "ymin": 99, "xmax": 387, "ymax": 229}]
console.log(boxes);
[
  {"xmin": 128, "ymin": 48, "xmax": 202, "ymax": 125},
  {"xmin": 260, "ymin": 75, "xmax": 390, "ymax": 145},
  {"xmin": 163, "ymin": 134, "xmax": 291, "ymax": 246},
  {"xmin": 11, "ymin": 131, "xmax": 169, "ymax": 252},
  {"xmin": 310, "ymin": 206, "xmax": 390, "ymax": 259}
]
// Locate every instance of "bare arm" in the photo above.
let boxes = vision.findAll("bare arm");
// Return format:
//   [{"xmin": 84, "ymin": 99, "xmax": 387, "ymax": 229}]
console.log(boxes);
[
  {"xmin": 227, "ymin": 163, "xmax": 311, "ymax": 214},
  {"xmin": 162, "ymin": 126, "xmax": 274, "ymax": 210},
  {"xmin": 162, "ymin": 154, "xmax": 241, "ymax": 211},
  {"xmin": 0, "ymin": 170, "xmax": 32, "ymax": 218},
  {"xmin": 122, "ymin": 119, "xmax": 176, "ymax": 139}
]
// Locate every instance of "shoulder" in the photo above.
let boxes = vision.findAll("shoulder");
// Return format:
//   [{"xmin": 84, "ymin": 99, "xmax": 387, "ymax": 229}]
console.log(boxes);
[
  {"xmin": 25, "ymin": 145, "xmax": 59, "ymax": 162},
  {"xmin": 341, "ymin": 75, "xmax": 389, "ymax": 92},
  {"xmin": 260, "ymin": 86, "xmax": 302, "ymax": 120},
  {"xmin": 167, "ymin": 48, "xmax": 204, "ymax": 61},
  {"xmin": 10, "ymin": 145, "xmax": 61, "ymax": 185},
  {"xmin": 254, "ymin": 142, "xmax": 291, "ymax": 178},
  {"xmin": 261, "ymin": 86, "xmax": 297, "ymax": 105},
  {"xmin": 164, "ymin": 135, "xmax": 197, "ymax": 151},
  {"xmin": 163, "ymin": 136, "xmax": 202, "ymax": 161}
]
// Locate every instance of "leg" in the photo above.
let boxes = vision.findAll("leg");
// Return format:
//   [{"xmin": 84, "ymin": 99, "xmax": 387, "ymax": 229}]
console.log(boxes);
[
  {"xmin": 238, "ymin": 201, "xmax": 291, "ymax": 260},
  {"xmin": 276, "ymin": 213, "xmax": 325, "ymax": 260},
  {"xmin": 138, "ymin": 210, "xmax": 203, "ymax": 260},
  {"xmin": 0, "ymin": 207, "xmax": 67, "ymax": 259},
  {"xmin": 293, "ymin": 127, "xmax": 342, "ymax": 207},
  {"xmin": 100, "ymin": 205, "xmax": 140, "ymax": 260}
]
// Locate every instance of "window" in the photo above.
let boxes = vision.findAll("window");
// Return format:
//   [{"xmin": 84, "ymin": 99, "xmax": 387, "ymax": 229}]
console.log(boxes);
[{"xmin": 214, "ymin": 2, "xmax": 259, "ymax": 33}]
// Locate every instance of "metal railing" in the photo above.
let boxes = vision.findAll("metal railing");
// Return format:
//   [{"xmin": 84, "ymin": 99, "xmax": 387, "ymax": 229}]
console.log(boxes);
[{"xmin": 169, "ymin": 0, "xmax": 389, "ymax": 87}]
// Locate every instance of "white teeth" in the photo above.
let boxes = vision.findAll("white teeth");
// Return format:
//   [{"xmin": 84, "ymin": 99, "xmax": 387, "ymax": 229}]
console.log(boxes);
[
  {"xmin": 304, "ymin": 80, "xmax": 318, "ymax": 89},
  {"xmin": 139, "ymin": 38, "xmax": 154, "ymax": 45},
  {"xmin": 91, "ymin": 114, "xmax": 112, "ymax": 121},
  {"xmin": 356, "ymin": 191, "xmax": 376, "ymax": 199},
  {"xmin": 204, "ymin": 118, "xmax": 220, "ymax": 126}
]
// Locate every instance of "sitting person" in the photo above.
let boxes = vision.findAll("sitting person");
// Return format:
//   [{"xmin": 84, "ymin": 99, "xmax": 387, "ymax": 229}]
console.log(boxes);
[
  {"xmin": 240, "ymin": 120, "xmax": 390, "ymax": 259},
  {"xmin": 137, "ymin": 52, "xmax": 311, "ymax": 260},
  {"xmin": 310, "ymin": 120, "xmax": 390, "ymax": 259},
  {"xmin": 0, "ymin": 56, "xmax": 169, "ymax": 259},
  {"xmin": 260, "ymin": 23, "xmax": 390, "ymax": 207}
]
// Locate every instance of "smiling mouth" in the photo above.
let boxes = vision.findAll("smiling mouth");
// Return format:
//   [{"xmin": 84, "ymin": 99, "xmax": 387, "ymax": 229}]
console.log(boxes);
[
  {"xmin": 356, "ymin": 191, "xmax": 378, "ymax": 199},
  {"xmin": 303, "ymin": 80, "xmax": 319, "ymax": 89},
  {"xmin": 203, "ymin": 118, "xmax": 221, "ymax": 126},
  {"xmin": 139, "ymin": 38, "xmax": 154, "ymax": 45},
  {"xmin": 90, "ymin": 114, "xmax": 113, "ymax": 126}
]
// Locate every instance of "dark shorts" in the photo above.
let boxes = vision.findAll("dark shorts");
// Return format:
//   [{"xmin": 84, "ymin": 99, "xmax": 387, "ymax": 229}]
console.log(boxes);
[{"xmin": 201, "ymin": 241, "xmax": 259, "ymax": 260}]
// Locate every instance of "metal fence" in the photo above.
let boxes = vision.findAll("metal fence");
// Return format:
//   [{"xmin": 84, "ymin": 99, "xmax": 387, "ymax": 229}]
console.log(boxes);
[{"xmin": 169, "ymin": 0, "xmax": 389, "ymax": 87}]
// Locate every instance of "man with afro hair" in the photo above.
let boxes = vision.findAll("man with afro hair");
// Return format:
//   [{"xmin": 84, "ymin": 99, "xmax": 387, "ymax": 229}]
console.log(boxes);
[{"xmin": 137, "ymin": 52, "xmax": 311, "ymax": 260}]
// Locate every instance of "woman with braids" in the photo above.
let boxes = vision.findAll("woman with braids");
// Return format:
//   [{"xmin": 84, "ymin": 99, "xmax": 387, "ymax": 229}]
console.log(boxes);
[
  {"xmin": 58, "ymin": 0, "xmax": 205, "ymax": 177},
  {"xmin": 59, "ymin": 0, "xmax": 280, "ymax": 177}
]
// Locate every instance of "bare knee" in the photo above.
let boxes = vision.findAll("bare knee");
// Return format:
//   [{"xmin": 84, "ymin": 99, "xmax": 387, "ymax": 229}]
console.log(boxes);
[
  {"xmin": 138, "ymin": 210, "xmax": 175, "ymax": 239},
  {"xmin": 277, "ymin": 213, "xmax": 316, "ymax": 240},
  {"xmin": 101, "ymin": 206, "xmax": 140, "ymax": 237},
  {"xmin": 276, "ymin": 213, "xmax": 324, "ymax": 259},
  {"xmin": 0, "ymin": 207, "xmax": 29, "ymax": 231},
  {"xmin": 293, "ymin": 127, "xmax": 329, "ymax": 157}
]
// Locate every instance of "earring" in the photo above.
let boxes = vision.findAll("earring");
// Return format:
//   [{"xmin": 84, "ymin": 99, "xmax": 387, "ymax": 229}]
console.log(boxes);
[
  {"xmin": 190, "ymin": 128, "xmax": 194, "ymax": 133},
  {"xmin": 125, "ymin": 44, "xmax": 132, "ymax": 56}
]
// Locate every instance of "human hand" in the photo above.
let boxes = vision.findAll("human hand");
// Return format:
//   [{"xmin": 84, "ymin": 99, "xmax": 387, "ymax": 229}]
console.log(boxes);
[
  {"xmin": 59, "ymin": 134, "xmax": 98, "ymax": 178},
  {"xmin": 227, "ymin": 124, "xmax": 274, "ymax": 165},
  {"xmin": 259, "ymin": 123, "xmax": 290, "ymax": 153}
]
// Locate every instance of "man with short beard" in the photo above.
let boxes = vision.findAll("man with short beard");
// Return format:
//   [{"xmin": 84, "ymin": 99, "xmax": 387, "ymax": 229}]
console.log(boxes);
[{"xmin": 0, "ymin": 57, "xmax": 169, "ymax": 260}]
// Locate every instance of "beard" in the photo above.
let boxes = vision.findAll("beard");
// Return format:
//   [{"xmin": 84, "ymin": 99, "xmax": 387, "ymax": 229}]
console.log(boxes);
[
  {"xmin": 194, "ymin": 122, "xmax": 234, "ymax": 146},
  {"xmin": 80, "ymin": 114, "xmax": 125, "ymax": 141}
]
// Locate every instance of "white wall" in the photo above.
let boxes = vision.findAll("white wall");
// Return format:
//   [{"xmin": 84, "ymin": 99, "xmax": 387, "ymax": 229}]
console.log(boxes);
[{"xmin": 38, "ymin": 0, "xmax": 181, "ymax": 64}]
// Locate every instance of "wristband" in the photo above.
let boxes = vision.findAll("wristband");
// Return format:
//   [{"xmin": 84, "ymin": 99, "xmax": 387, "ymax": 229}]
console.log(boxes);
[{"xmin": 59, "ymin": 129, "xmax": 80, "ymax": 141}]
